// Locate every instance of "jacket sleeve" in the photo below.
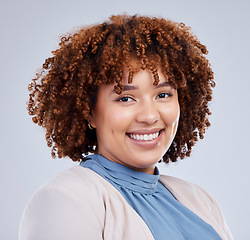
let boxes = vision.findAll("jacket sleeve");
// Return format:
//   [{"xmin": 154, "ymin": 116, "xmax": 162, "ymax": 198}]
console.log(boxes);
[{"xmin": 19, "ymin": 174, "xmax": 105, "ymax": 240}]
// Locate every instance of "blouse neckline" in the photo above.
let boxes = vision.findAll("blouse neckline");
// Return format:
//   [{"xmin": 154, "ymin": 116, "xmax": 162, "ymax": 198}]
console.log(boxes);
[{"xmin": 82, "ymin": 154, "xmax": 160, "ymax": 194}]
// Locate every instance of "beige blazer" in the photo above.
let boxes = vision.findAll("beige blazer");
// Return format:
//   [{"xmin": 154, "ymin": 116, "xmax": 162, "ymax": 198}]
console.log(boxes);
[{"xmin": 19, "ymin": 166, "xmax": 234, "ymax": 240}]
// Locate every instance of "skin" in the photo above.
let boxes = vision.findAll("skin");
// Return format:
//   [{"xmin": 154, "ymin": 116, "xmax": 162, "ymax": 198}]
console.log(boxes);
[{"xmin": 89, "ymin": 68, "xmax": 180, "ymax": 174}]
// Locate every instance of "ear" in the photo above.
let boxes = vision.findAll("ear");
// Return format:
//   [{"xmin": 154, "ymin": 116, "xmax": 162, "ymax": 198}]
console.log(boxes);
[{"xmin": 87, "ymin": 111, "xmax": 97, "ymax": 128}]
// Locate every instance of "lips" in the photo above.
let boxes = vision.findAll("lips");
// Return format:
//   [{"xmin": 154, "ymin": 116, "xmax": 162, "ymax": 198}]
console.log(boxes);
[{"xmin": 126, "ymin": 129, "xmax": 164, "ymax": 142}]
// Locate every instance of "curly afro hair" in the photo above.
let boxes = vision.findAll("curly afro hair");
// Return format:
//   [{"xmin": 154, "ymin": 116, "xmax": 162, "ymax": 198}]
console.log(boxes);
[{"xmin": 27, "ymin": 14, "xmax": 214, "ymax": 163}]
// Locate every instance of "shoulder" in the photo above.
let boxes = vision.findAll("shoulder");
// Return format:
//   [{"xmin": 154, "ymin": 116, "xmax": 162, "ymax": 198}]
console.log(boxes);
[
  {"xmin": 159, "ymin": 175, "xmax": 214, "ymax": 202},
  {"xmin": 27, "ymin": 165, "xmax": 110, "ymax": 207},
  {"xmin": 19, "ymin": 166, "xmax": 108, "ymax": 240},
  {"xmin": 19, "ymin": 166, "xmax": 155, "ymax": 240},
  {"xmin": 159, "ymin": 175, "xmax": 234, "ymax": 240},
  {"xmin": 159, "ymin": 174, "xmax": 219, "ymax": 216}
]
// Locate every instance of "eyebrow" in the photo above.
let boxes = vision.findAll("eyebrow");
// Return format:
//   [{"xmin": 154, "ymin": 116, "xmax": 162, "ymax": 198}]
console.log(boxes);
[
  {"xmin": 110, "ymin": 82, "xmax": 172, "ymax": 94},
  {"xmin": 123, "ymin": 85, "xmax": 139, "ymax": 91},
  {"xmin": 155, "ymin": 82, "xmax": 171, "ymax": 88}
]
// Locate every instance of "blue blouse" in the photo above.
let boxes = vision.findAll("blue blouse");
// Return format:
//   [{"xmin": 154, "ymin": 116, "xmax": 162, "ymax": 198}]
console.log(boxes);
[{"xmin": 80, "ymin": 154, "xmax": 222, "ymax": 240}]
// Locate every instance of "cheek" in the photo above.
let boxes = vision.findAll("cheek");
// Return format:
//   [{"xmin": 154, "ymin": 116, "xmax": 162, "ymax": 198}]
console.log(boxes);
[
  {"xmin": 162, "ymin": 103, "xmax": 180, "ymax": 125},
  {"xmin": 102, "ymin": 107, "xmax": 134, "ymax": 131}
]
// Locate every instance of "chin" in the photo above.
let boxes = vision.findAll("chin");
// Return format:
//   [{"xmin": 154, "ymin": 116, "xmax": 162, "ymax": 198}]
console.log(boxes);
[{"xmin": 131, "ymin": 154, "xmax": 161, "ymax": 168}]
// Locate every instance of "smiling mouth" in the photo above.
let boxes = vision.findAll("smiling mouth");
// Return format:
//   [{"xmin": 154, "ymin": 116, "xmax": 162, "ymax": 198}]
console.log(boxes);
[{"xmin": 126, "ymin": 130, "xmax": 164, "ymax": 141}]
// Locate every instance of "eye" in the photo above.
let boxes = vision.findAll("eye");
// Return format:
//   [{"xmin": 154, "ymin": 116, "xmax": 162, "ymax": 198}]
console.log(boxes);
[
  {"xmin": 117, "ymin": 96, "xmax": 134, "ymax": 102},
  {"xmin": 157, "ymin": 92, "xmax": 172, "ymax": 99}
]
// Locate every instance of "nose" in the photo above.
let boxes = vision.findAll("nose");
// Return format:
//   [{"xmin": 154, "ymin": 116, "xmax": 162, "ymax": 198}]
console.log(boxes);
[{"xmin": 136, "ymin": 99, "xmax": 160, "ymax": 125}]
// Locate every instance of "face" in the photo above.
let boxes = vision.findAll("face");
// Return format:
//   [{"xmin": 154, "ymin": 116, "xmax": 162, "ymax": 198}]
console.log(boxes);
[{"xmin": 89, "ymin": 68, "xmax": 180, "ymax": 174}]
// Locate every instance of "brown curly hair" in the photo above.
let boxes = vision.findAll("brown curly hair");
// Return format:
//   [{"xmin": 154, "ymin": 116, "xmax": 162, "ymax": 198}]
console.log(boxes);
[{"xmin": 27, "ymin": 14, "xmax": 214, "ymax": 163}]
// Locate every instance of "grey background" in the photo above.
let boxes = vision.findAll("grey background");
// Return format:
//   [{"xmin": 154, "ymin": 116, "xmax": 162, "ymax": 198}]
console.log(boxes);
[{"xmin": 0, "ymin": 0, "xmax": 249, "ymax": 239}]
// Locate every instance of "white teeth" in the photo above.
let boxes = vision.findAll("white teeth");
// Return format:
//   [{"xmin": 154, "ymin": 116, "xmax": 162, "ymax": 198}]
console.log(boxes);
[{"xmin": 129, "ymin": 131, "xmax": 160, "ymax": 141}]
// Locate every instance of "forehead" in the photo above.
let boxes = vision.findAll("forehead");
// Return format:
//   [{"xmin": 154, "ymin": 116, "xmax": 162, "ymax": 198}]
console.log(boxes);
[
  {"xmin": 106, "ymin": 68, "xmax": 172, "ymax": 96},
  {"xmin": 122, "ymin": 66, "xmax": 168, "ymax": 85},
  {"xmin": 95, "ymin": 67, "xmax": 177, "ymax": 102}
]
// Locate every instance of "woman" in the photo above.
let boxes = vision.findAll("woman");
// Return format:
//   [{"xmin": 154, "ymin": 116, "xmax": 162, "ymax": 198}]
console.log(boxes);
[{"xmin": 19, "ymin": 14, "xmax": 234, "ymax": 239}]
